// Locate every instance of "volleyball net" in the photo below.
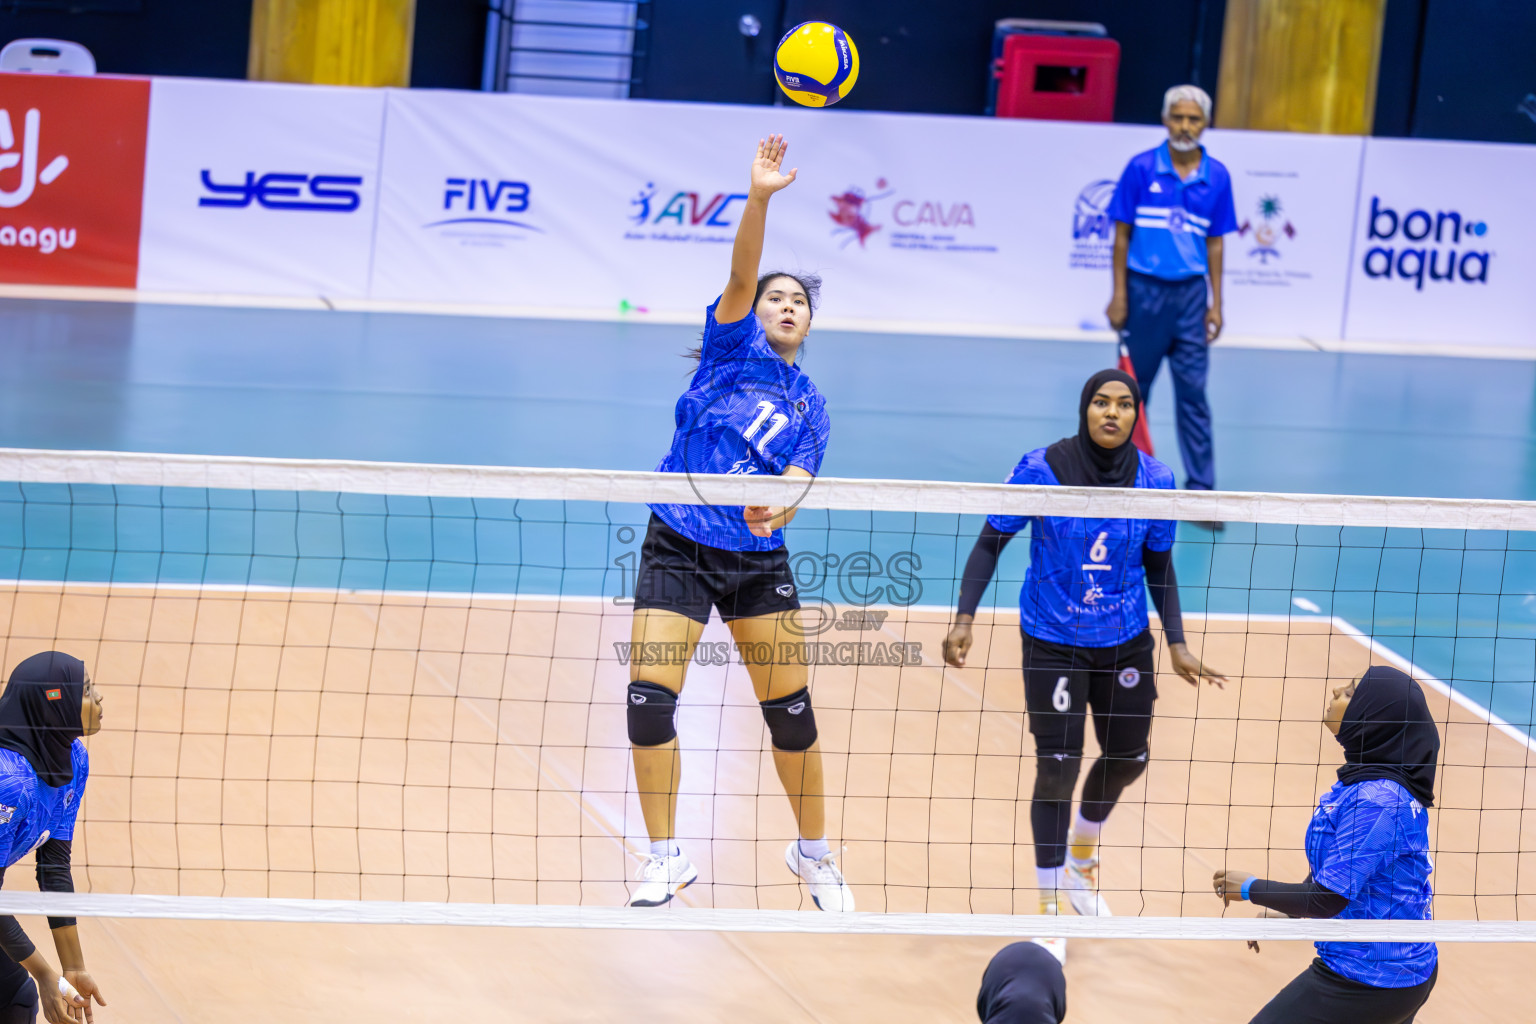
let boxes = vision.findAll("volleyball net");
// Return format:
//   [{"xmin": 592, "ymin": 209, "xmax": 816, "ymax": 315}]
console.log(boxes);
[{"xmin": 0, "ymin": 447, "xmax": 1531, "ymax": 941}]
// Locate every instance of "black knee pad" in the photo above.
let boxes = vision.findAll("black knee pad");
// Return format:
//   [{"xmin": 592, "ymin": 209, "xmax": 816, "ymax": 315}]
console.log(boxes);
[
  {"xmin": 1102, "ymin": 745, "xmax": 1150, "ymax": 790},
  {"xmin": 760, "ymin": 686, "xmax": 818, "ymax": 751},
  {"xmin": 1032, "ymin": 751, "xmax": 1083, "ymax": 803},
  {"xmin": 626, "ymin": 681, "xmax": 679, "ymax": 746}
]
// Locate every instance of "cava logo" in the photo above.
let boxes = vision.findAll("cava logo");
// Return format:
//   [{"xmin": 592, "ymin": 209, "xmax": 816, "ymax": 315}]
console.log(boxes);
[
  {"xmin": 831, "ymin": 178, "xmax": 990, "ymax": 253},
  {"xmin": 1362, "ymin": 196, "xmax": 1490, "ymax": 290}
]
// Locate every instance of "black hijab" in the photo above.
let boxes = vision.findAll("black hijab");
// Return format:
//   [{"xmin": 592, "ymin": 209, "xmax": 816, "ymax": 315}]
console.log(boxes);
[
  {"xmin": 1044, "ymin": 369, "xmax": 1143, "ymax": 488},
  {"xmin": 976, "ymin": 941, "xmax": 1066, "ymax": 1024},
  {"xmin": 0, "ymin": 652, "xmax": 87, "ymax": 787},
  {"xmin": 1335, "ymin": 665, "xmax": 1440, "ymax": 807}
]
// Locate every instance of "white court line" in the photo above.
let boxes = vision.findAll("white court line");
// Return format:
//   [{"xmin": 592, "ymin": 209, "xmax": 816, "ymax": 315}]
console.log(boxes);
[
  {"xmin": 1, "ymin": 282, "xmax": 1533, "ymax": 361},
  {"xmin": 1329, "ymin": 615, "xmax": 1536, "ymax": 754},
  {"xmin": 0, "ymin": 891, "xmax": 1528, "ymax": 941}
]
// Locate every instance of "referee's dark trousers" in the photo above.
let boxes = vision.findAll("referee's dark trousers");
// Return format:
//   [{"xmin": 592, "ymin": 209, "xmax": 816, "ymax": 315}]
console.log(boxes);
[{"xmin": 1123, "ymin": 269, "xmax": 1214, "ymax": 491}]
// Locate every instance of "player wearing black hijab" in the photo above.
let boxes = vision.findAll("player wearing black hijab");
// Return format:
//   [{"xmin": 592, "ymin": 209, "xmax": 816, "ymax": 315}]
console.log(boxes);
[
  {"xmin": 1215, "ymin": 666, "xmax": 1440, "ymax": 1023},
  {"xmin": 976, "ymin": 941, "xmax": 1067, "ymax": 1024},
  {"xmin": 0, "ymin": 652, "xmax": 107, "ymax": 1024},
  {"xmin": 945, "ymin": 370, "xmax": 1225, "ymax": 951}
]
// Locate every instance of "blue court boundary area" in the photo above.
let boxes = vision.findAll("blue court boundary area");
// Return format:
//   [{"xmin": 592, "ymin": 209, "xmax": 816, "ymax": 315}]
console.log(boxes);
[{"xmin": 4, "ymin": 482, "xmax": 1532, "ymax": 736}]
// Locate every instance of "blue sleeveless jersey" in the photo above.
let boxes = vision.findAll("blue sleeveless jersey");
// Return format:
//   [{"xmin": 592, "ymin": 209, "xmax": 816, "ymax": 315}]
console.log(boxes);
[
  {"xmin": 650, "ymin": 297, "xmax": 831, "ymax": 552},
  {"xmin": 0, "ymin": 742, "xmax": 89, "ymax": 869},
  {"xmin": 1306, "ymin": 778, "xmax": 1437, "ymax": 988},
  {"xmin": 986, "ymin": 447, "xmax": 1176, "ymax": 648}
]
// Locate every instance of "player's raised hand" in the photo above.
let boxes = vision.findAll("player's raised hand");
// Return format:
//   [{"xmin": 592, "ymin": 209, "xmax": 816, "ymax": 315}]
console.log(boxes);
[{"xmin": 750, "ymin": 135, "xmax": 798, "ymax": 196}]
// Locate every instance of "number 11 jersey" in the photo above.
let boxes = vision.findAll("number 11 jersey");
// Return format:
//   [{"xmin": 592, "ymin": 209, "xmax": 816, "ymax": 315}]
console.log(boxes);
[{"xmin": 650, "ymin": 297, "xmax": 831, "ymax": 552}]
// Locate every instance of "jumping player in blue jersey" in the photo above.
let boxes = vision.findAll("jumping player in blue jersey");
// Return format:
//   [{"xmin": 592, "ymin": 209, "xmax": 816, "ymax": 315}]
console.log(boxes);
[
  {"xmin": 0, "ymin": 652, "xmax": 107, "ymax": 1024},
  {"xmin": 626, "ymin": 135, "xmax": 850, "ymax": 913},
  {"xmin": 1215, "ymin": 665, "xmax": 1440, "ymax": 1024},
  {"xmin": 943, "ymin": 369, "xmax": 1225, "ymax": 953}
]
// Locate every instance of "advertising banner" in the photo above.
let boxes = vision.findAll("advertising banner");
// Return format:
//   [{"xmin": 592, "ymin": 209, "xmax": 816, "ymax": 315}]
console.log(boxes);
[
  {"xmin": 1343, "ymin": 137, "xmax": 1536, "ymax": 349},
  {"xmin": 372, "ymin": 94, "xmax": 1167, "ymax": 330},
  {"xmin": 8, "ymin": 74, "xmax": 1525, "ymax": 350},
  {"xmin": 371, "ymin": 93, "xmax": 1359, "ymax": 341},
  {"xmin": 136, "ymin": 78, "xmax": 384, "ymax": 297},
  {"xmin": 1203, "ymin": 129, "xmax": 1363, "ymax": 342},
  {"xmin": 0, "ymin": 72, "xmax": 150, "ymax": 288}
]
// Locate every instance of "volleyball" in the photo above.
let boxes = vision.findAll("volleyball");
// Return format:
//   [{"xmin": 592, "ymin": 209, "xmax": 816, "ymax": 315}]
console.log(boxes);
[{"xmin": 773, "ymin": 21, "xmax": 859, "ymax": 107}]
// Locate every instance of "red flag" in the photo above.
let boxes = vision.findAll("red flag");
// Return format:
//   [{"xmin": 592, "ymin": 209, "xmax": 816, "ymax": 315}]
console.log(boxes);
[{"xmin": 1117, "ymin": 336, "xmax": 1155, "ymax": 457}]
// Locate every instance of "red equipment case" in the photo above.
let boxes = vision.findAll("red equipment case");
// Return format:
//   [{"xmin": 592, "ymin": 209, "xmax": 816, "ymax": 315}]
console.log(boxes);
[{"xmin": 992, "ymin": 24, "xmax": 1120, "ymax": 123}]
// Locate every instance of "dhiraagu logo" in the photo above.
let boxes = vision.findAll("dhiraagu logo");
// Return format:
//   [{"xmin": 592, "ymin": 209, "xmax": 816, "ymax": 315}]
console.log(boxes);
[{"xmin": 1361, "ymin": 196, "xmax": 1490, "ymax": 289}]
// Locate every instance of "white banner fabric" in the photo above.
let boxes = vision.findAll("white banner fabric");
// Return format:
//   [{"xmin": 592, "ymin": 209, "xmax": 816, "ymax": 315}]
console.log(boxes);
[
  {"xmin": 1343, "ymin": 138, "xmax": 1536, "ymax": 348},
  {"xmin": 123, "ymin": 80, "xmax": 1536, "ymax": 350},
  {"xmin": 1203, "ymin": 129, "xmax": 1363, "ymax": 342},
  {"xmin": 368, "ymin": 94, "xmax": 1361, "ymax": 341},
  {"xmin": 137, "ymin": 78, "xmax": 385, "ymax": 298}
]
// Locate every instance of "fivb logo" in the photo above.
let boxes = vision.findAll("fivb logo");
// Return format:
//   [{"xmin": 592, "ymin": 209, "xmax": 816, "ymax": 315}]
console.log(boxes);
[
  {"xmin": 0, "ymin": 107, "xmax": 76, "ymax": 255},
  {"xmin": 1362, "ymin": 197, "xmax": 1490, "ymax": 290}
]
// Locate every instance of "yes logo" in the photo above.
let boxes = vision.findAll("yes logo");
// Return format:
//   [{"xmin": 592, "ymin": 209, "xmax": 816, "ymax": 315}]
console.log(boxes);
[{"xmin": 0, "ymin": 74, "xmax": 150, "ymax": 287}]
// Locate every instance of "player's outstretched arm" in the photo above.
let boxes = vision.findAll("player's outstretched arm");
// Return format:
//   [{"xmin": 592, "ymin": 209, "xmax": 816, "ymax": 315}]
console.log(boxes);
[{"xmin": 719, "ymin": 135, "xmax": 798, "ymax": 324}]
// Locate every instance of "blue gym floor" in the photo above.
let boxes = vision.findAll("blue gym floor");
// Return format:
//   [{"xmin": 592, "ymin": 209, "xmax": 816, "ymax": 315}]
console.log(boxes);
[{"xmin": 1, "ymin": 296, "xmax": 1533, "ymax": 731}]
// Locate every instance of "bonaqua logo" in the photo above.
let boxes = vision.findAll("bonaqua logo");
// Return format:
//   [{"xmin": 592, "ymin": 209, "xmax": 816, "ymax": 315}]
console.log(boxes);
[{"xmin": 1362, "ymin": 196, "xmax": 1489, "ymax": 290}]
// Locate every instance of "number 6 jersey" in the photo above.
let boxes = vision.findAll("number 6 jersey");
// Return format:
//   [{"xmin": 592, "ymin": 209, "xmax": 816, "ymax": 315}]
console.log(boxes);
[
  {"xmin": 650, "ymin": 296, "xmax": 831, "ymax": 552},
  {"xmin": 987, "ymin": 447, "xmax": 1176, "ymax": 648}
]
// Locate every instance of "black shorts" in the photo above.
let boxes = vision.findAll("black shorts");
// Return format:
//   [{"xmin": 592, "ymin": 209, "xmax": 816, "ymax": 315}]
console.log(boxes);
[
  {"xmin": 1249, "ymin": 959, "xmax": 1436, "ymax": 1024},
  {"xmin": 1022, "ymin": 628, "xmax": 1157, "ymax": 758},
  {"xmin": 633, "ymin": 514, "xmax": 800, "ymax": 625}
]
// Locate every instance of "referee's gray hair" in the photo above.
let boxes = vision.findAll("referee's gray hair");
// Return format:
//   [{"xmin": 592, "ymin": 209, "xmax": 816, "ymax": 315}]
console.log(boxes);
[{"xmin": 1162, "ymin": 84, "xmax": 1212, "ymax": 121}]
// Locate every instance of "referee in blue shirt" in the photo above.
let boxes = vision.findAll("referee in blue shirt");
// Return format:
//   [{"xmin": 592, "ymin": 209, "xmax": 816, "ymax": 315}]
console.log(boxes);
[
  {"xmin": 1215, "ymin": 666, "xmax": 1440, "ymax": 1023},
  {"xmin": 1106, "ymin": 85, "xmax": 1237, "ymax": 512}
]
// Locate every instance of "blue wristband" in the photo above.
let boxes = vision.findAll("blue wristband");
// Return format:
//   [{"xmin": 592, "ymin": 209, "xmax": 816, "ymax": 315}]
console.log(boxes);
[{"xmin": 1241, "ymin": 876, "xmax": 1257, "ymax": 901}]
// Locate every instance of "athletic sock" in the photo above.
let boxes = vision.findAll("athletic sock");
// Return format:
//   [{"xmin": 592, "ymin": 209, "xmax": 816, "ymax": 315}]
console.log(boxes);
[
  {"xmin": 798, "ymin": 836, "xmax": 831, "ymax": 861},
  {"xmin": 650, "ymin": 839, "xmax": 680, "ymax": 858},
  {"xmin": 1069, "ymin": 811, "xmax": 1104, "ymax": 863},
  {"xmin": 1036, "ymin": 865, "xmax": 1064, "ymax": 911}
]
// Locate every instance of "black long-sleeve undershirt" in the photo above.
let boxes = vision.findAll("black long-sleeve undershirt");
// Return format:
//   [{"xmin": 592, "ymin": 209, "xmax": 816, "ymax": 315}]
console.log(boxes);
[
  {"xmin": 957, "ymin": 523, "xmax": 1013, "ymax": 619},
  {"xmin": 0, "ymin": 838, "xmax": 78, "ymax": 963},
  {"xmin": 955, "ymin": 524, "xmax": 1187, "ymax": 645},
  {"xmin": 1246, "ymin": 873, "xmax": 1349, "ymax": 919},
  {"xmin": 35, "ymin": 839, "xmax": 76, "ymax": 931},
  {"xmin": 1140, "ymin": 546, "xmax": 1186, "ymax": 646}
]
